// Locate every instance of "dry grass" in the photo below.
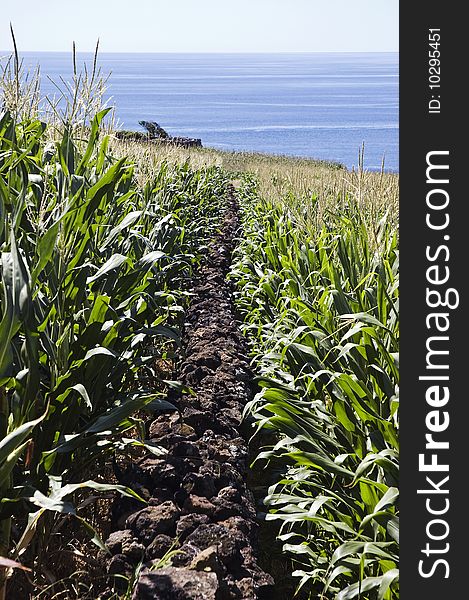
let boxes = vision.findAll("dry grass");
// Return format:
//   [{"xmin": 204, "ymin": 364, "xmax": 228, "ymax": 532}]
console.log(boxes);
[
  {"xmin": 110, "ymin": 137, "xmax": 399, "ymax": 233},
  {"xmin": 1, "ymin": 42, "xmax": 115, "ymax": 139}
]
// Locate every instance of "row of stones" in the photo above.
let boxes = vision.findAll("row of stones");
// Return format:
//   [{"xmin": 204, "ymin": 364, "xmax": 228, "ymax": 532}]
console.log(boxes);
[{"xmin": 103, "ymin": 194, "xmax": 273, "ymax": 600}]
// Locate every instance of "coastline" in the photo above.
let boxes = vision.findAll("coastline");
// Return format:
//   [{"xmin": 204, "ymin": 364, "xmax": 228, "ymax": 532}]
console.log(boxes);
[{"xmin": 2, "ymin": 50, "xmax": 398, "ymax": 171}]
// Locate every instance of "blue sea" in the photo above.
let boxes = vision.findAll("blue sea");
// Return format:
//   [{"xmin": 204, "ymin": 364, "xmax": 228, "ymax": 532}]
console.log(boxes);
[{"xmin": 18, "ymin": 52, "xmax": 398, "ymax": 171}]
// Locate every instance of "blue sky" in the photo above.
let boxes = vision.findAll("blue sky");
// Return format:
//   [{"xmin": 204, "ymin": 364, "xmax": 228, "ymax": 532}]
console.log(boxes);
[{"xmin": 1, "ymin": 0, "xmax": 398, "ymax": 53}]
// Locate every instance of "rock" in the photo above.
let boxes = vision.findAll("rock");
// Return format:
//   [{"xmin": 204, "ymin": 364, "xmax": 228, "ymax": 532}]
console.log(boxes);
[
  {"xmin": 112, "ymin": 496, "xmax": 146, "ymax": 530},
  {"xmin": 112, "ymin": 461, "xmax": 151, "ymax": 491},
  {"xmin": 146, "ymin": 534, "xmax": 175, "ymax": 560},
  {"xmin": 137, "ymin": 458, "xmax": 182, "ymax": 489},
  {"xmin": 172, "ymin": 423, "xmax": 197, "ymax": 439},
  {"xmin": 170, "ymin": 543, "xmax": 199, "ymax": 567},
  {"xmin": 127, "ymin": 502, "xmax": 180, "ymax": 544},
  {"xmin": 183, "ymin": 495, "xmax": 216, "ymax": 516},
  {"xmin": 217, "ymin": 486, "xmax": 241, "ymax": 503},
  {"xmin": 176, "ymin": 514, "xmax": 211, "ymax": 542},
  {"xmin": 185, "ymin": 524, "xmax": 228, "ymax": 550},
  {"xmin": 218, "ymin": 516, "xmax": 254, "ymax": 539},
  {"xmin": 214, "ymin": 463, "xmax": 245, "ymax": 490},
  {"xmin": 211, "ymin": 496, "xmax": 241, "ymax": 520},
  {"xmin": 173, "ymin": 488, "xmax": 190, "ymax": 508},
  {"xmin": 182, "ymin": 472, "xmax": 217, "ymax": 499},
  {"xmin": 189, "ymin": 545, "xmax": 223, "ymax": 575},
  {"xmin": 234, "ymin": 577, "xmax": 257, "ymax": 600},
  {"xmin": 172, "ymin": 441, "xmax": 200, "ymax": 458},
  {"xmin": 158, "ymin": 433, "xmax": 194, "ymax": 450},
  {"xmin": 219, "ymin": 407, "xmax": 243, "ymax": 426},
  {"xmin": 195, "ymin": 398, "xmax": 218, "ymax": 416},
  {"xmin": 106, "ymin": 200, "xmax": 275, "ymax": 598},
  {"xmin": 107, "ymin": 553, "xmax": 133, "ymax": 578},
  {"xmin": 132, "ymin": 567, "xmax": 218, "ymax": 600},
  {"xmin": 219, "ymin": 492, "xmax": 255, "ymax": 522},
  {"xmin": 196, "ymin": 461, "xmax": 223, "ymax": 489},
  {"xmin": 240, "ymin": 546, "xmax": 276, "ymax": 589},
  {"xmin": 194, "ymin": 352, "xmax": 221, "ymax": 370},
  {"xmin": 186, "ymin": 524, "xmax": 242, "ymax": 567},
  {"xmin": 105, "ymin": 529, "xmax": 133, "ymax": 555},
  {"xmin": 169, "ymin": 137, "xmax": 203, "ymax": 149},
  {"xmin": 149, "ymin": 419, "xmax": 171, "ymax": 438},
  {"xmin": 185, "ymin": 365, "xmax": 211, "ymax": 384},
  {"xmin": 148, "ymin": 416, "xmax": 197, "ymax": 440},
  {"xmin": 147, "ymin": 488, "xmax": 176, "ymax": 504},
  {"xmin": 121, "ymin": 538, "xmax": 146, "ymax": 561}
]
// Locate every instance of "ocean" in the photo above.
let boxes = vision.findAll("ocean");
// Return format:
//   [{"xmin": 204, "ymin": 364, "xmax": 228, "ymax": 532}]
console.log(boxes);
[{"xmin": 18, "ymin": 52, "xmax": 398, "ymax": 171}]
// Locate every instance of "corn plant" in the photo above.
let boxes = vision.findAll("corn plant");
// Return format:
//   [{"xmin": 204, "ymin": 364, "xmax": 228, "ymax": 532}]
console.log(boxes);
[{"xmin": 230, "ymin": 176, "xmax": 399, "ymax": 599}]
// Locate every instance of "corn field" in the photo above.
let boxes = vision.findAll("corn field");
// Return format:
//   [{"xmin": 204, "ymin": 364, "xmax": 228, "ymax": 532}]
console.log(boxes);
[
  {"xmin": 0, "ymin": 107, "xmax": 228, "ymax": 597},
  {"xmin": 0, "ymin": 50, "xmax": 399, "ymax": 599},
  {"xmin": 230, "ymin": 175, "xmax": 399, "ymax": 599}
]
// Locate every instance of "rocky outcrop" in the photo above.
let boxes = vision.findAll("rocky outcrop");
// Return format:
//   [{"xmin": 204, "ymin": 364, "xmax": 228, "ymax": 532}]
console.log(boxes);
[
  {"xmin": 115, "ymin": 120, "xmax": 202, "ymax": 148},
  {"xmin": 138, "ymin": 120, "xmax": 170, "ymax": 139},
  {"xmin": 166, "ymin": 136, "xmax": 202, "ymax": 148}
]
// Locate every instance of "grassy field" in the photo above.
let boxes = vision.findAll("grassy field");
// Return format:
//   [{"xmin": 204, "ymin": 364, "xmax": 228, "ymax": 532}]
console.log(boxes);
[{"xmin": 1, "ymin": 51, "xmax": 398, "ymax": 599}]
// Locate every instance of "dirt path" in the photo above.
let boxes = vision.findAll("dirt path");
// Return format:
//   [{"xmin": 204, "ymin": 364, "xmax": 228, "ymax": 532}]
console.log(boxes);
[{"xmin": 104, "ymin": 189, "xmax": 274, "ymax": 599}]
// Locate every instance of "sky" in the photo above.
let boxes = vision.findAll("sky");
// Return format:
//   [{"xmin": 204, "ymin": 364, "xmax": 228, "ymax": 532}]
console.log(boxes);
[{"xmin": 1, "ymin": 0, "xmax": 398, "ymax": 54}]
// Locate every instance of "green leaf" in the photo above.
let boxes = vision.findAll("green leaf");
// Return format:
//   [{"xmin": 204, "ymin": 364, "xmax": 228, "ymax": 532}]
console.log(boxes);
[
  {"xmin": 337, "ymin": 576, "xmax": 386, "ymax": 600},
  {"xmin": 0, "ymin": 410, "xmax": 47, "ymax": 466},
  {"xmin": 286, "ymin": 451, "xmax": 354, "ymax": 479},
  {"xmin": 75, "ymin": 515, "xmax": 111, "ymax": 554},
  {"xmin": 76, "ymin": 108, "xmax": 112, "ymax": 175},
  {"xmin": 86, "ymin": 254, "xmax": 129, "ymax": 284},
  {"xmin": 31, "ymin": 222, "xmax": 60, "ymax": 284},
  {"xmin": 378, "ymin": 569, "xmax": 399, "ymax": 600}
]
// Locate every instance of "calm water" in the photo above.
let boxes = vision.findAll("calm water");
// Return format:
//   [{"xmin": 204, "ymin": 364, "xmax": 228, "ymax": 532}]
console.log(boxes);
[{"xmin": 19, "ymin": 52, "xmax": 398, "ymax": 171}]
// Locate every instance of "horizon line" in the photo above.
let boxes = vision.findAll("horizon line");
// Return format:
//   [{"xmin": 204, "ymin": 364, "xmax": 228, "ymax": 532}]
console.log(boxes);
[{"xmin": 1, "ymin": 49, "xmax": 399, "ymax": 55}]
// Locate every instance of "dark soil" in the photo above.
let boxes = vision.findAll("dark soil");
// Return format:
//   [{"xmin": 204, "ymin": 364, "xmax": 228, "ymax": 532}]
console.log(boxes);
[{"xmin": 102, "ymin": 190, "xmax": 276, "ymax": 599}]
